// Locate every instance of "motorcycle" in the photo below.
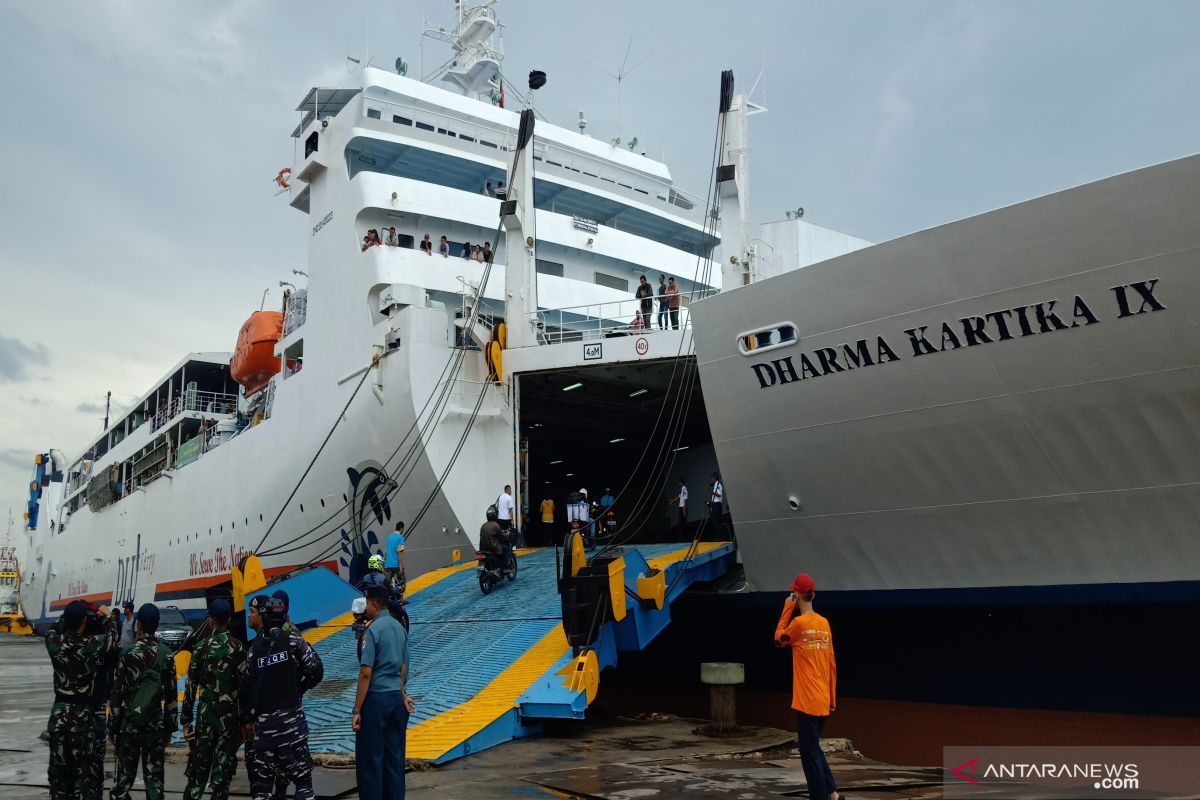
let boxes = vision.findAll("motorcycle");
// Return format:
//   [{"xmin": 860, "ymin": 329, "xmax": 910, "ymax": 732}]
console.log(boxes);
[{"xmin": 477, "ymin": 541, "xmax": 518, "ymax": 594}]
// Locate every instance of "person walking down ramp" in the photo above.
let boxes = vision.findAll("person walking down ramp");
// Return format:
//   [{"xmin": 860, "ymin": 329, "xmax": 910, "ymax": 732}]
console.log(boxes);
[{"xmin": 774, "ymin": 573, "xmax": 840, "ymax": 800}]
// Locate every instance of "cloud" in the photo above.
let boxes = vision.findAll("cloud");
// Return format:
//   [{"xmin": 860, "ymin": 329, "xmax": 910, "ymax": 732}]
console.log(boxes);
[
  {"xmin": 0, "ymin": 448, "xmax": 32, "ymax": 470},
  {"xmin": 0, "ymin": 335, "xmax": 50, "ymax": 382},
  {"xmin": 76, "ymin": 401, "xmax": 107, "ymax": 414}
]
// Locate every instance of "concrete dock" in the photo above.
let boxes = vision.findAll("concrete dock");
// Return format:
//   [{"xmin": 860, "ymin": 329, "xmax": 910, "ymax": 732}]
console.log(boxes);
[{"xmin": 0, "ymin": 633, "xmax": 953, "ymax": 799}]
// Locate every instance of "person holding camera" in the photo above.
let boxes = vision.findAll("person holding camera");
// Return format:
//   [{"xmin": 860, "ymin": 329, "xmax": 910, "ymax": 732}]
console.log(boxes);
[{"xmin": 45, "ymin": 599, "xmax": 118, "ymax": 799}]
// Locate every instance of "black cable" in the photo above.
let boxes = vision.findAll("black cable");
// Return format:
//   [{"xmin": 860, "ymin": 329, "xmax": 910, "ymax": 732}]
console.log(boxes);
[
  {"xmin": 586, "ymin": 92, "xmax": 728, "ymax": 561},
  {"xmin": 252, "ymin": 353, "xmax": 385, "ymax": 554}
]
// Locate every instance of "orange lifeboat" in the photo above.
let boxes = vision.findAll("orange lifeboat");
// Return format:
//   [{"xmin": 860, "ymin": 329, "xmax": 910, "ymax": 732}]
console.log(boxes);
[{"xmin": 230, "ymin": 311, "xmax": 284, "ymax": 397}]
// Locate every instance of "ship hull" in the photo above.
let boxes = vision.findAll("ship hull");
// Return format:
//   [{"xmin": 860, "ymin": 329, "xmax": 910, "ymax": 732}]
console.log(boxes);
[
  {"xmin": 691, "ymin": 155, "xmax": 1200, "ymax": 602},
  {"xmin": 24, "ymin": 307, "xmax": 508, "ymax": 628}
]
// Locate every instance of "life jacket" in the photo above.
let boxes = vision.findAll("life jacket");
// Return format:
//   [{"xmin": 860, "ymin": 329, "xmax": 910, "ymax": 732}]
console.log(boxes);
[{"xmin": 248, "ymin": 628, "xmax": 301, "ymax": 714}]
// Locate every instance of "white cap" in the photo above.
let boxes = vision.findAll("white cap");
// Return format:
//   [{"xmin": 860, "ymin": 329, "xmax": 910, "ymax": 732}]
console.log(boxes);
[{"xmin": 351, "ymin": 597, "xmax": 367, "ymax": 614}]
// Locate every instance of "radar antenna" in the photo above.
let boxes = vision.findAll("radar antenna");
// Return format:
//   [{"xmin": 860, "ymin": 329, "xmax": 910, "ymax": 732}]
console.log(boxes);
[{"xmin": 590, "ymin": 38, "xmax": 650, "ymax": 146}]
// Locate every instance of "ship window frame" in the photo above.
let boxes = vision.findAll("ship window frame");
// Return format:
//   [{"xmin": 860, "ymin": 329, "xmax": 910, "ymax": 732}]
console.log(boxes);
[
  {"xmin": 536, "ymin": 259, "xmax": 565, "ymax": 278},
  {"xmin": 593, "ymin": 272, "xmax": 629, "ymax": 292},
  {"xmin": 737, "ymin": 322, "xmax": 799, "ymax": 356}
]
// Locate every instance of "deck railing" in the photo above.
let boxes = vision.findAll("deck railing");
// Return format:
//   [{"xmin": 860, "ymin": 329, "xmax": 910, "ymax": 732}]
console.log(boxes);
[
  {"xmin": 530, "ymin": 290, "xmax": 716, "ymax": 345},
  {"xmin": 151, "ymin": 390, "xmax": 239, "ymax": 431}
]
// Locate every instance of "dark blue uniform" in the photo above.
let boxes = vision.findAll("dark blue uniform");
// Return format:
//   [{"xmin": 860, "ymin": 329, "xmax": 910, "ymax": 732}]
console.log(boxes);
[{"xmin": 241, "ymin": 625, "xmax": 323, "ymax": 800}]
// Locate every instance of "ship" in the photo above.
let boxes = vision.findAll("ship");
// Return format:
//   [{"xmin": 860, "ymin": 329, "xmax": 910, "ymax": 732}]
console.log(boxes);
[
  {"xmin": 20, "ymin": 1, "xmax": 722, "ymax": 629},
  {"xmin": 674, "ymin": 82, "xmax": 1200, "ymax": 716}
]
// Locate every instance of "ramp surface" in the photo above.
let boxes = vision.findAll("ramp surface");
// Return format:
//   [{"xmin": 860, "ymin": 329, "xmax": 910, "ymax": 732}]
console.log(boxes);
[{"xmin": 295, "ymin": 542, "xmax": 735, "ymax": 762}]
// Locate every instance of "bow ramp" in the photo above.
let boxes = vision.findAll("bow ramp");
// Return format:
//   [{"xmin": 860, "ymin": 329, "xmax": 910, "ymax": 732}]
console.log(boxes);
[{"xmin": 280, "ymin": 542, "xmax": 734, "ymax": 763}]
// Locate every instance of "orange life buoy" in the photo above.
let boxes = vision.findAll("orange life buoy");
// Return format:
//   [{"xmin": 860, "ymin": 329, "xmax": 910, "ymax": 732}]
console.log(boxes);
[{"xmin": 275, "ymin": 168, "xmax": 292, "ymax": 190}]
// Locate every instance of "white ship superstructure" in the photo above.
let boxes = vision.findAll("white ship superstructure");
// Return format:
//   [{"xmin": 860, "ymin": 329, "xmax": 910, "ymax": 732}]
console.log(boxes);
[{"xmin": 21, "ymin": 2, "xmax": 718, "ymax": 627}]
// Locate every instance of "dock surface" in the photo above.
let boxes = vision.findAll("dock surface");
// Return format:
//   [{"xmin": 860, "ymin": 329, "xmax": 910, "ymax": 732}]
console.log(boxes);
[{"xmin": 1, "ymin": 633, "xmax": 953, "ymax": 798}]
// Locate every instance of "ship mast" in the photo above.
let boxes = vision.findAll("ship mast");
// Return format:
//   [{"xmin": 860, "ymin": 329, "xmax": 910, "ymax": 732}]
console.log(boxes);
[
  {"xmin": 422, "ymin": 1, "xmax": 505, "ymax": 103},
  {"xmin": 716, "ymin": 70, "xmax": 766, "ymax": 290}
]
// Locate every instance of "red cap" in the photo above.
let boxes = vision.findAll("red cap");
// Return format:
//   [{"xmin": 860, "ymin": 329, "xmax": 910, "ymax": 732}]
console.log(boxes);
[{"xmin": 789, "ymin": 573, "xmax": 815, "ymax": 594}]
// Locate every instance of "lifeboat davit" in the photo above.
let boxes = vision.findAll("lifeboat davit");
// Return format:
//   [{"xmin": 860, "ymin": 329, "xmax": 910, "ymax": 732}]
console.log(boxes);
[{"xmin": 230, "ymin": 311, "xmax": 283, "ymax": 397}]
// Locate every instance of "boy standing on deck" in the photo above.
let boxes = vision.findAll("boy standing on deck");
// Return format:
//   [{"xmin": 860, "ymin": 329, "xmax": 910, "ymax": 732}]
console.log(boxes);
[{"xmin": 774, "ymin": 573, "xmax": 840, "ymax": 800}]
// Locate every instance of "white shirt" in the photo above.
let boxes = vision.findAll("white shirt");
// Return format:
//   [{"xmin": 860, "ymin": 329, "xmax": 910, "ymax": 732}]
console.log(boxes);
[
  {"xmin": 497, "ymin": 492, "xmax": 514, "ymax": 521},
  {"xmin": 711, "ymin": 481, "xmax": 724, "ymax": 504},
  {"xmin": 678, "ymin": 485, "xmax": 688, "ymax": 508}
]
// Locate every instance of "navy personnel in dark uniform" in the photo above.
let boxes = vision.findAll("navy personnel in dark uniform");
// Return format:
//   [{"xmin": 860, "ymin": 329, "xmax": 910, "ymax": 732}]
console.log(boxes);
[{"xmin": 241, "ymin": 594, "xmax": 324, "ymax": 800}]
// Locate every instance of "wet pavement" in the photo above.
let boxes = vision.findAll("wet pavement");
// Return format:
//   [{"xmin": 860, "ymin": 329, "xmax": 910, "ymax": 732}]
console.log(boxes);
[{"xmin": 0, "ymin": 633, "xmax": 948, "ymax": 798}]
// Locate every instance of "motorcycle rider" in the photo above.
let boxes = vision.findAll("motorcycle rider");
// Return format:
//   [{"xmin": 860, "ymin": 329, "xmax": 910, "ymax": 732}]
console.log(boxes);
[
  {"xmin": 478, "ymin": 508, "xmax": 510, "ymax": 571},
  {"xmin": 356, "ymin": 555, "xmax": 390, "ymax": 595}
]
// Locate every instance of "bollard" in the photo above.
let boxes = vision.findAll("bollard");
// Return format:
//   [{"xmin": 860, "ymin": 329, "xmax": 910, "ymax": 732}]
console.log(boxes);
[{"xmin": 700, "ymin": 662, "xmax": 744, "ymax": 732}]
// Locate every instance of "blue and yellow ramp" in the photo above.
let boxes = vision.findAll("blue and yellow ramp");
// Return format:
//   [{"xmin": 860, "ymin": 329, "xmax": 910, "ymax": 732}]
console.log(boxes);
[{"xmin": 274, "ymin": 542, "xmax": 735, "ymax": 763}]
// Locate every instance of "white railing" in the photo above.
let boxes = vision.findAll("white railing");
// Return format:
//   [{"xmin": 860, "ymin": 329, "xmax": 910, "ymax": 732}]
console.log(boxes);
[
  {"xmin": 283, "ymin": 289, "xmax": 308, "ymax": 336},
  {"xmin": 151, "ymin": 390, "xmax": 239, "ymax": 432},
  {"xmin": 531, "ymin": 292, "xmax": 713, "ymax": 345}
]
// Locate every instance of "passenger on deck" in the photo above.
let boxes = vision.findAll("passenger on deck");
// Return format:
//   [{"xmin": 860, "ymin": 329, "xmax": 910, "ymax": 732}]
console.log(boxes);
[
  {"xmin": 657, "ymin": 274, "xmax": 669, "ymax": 329},
  {"xmin": 495, "ymin": 180, "xmax": 507, "ymax": 199},
  {"xmin": 630, "ymin": 313, "xmax": 646, "ymax": 331},
  {"xmin": 472, "ymin": 244, "xmax": 484, "ymax": 262},
  {"xmin": 439, "ymin": 236, "xmax": 449, "ymax": 257},
  {"xmin": 635, "ymin": 275, "xmax": 654, "ymax": 329},
  {"xmin": 420, "ymin": 234, "xmax": 433, "ymax": 255},
  {"xmin": 361, "ymin": 233, "xmax": 377, "ymax": 252},
  {"xmin": 483, "ymin": 242, "xmax": 494, "ymax": 263},
  {"xmin": 485, "ymin": 180, "xmax": 496, "ymax": 197},
  {"xmin": 461, "ymin": 241, "xmax": 472, "ymax": 259},
  {"xmin": 385, "ymin": 227, "xmax": 399, "ymax": 247},
  {"xmin": 666, "ymin": 277, "xmax": 681, "ymax": 329}
]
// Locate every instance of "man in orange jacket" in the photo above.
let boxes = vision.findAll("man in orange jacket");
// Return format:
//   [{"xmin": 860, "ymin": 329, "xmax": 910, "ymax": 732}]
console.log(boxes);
[{"xmin": 775, "ymin": 573, "xmax": 840, "ymax": 800}]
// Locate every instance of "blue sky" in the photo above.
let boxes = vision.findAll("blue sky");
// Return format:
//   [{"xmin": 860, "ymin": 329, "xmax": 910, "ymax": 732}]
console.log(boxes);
[{"xmin": 1, "ymin": 0, "xmax": 1198, "ymax": 535}]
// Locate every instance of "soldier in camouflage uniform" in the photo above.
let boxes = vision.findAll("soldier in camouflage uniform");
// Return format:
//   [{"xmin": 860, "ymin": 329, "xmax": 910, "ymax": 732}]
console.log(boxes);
[
  {"xmin": 181, "ymin": 598, "xmax": 245, "ymax": 800},
  {"xmin": 45, "ymin": 599, "xmax": 118, "ymax": 800},
  {"xmin": 241, "ymin": 595, "xmax": 324, "ymax": 800},
  {"xmin": 109, "ymin": 603, "xmax": 179, "ymax": 800}
]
